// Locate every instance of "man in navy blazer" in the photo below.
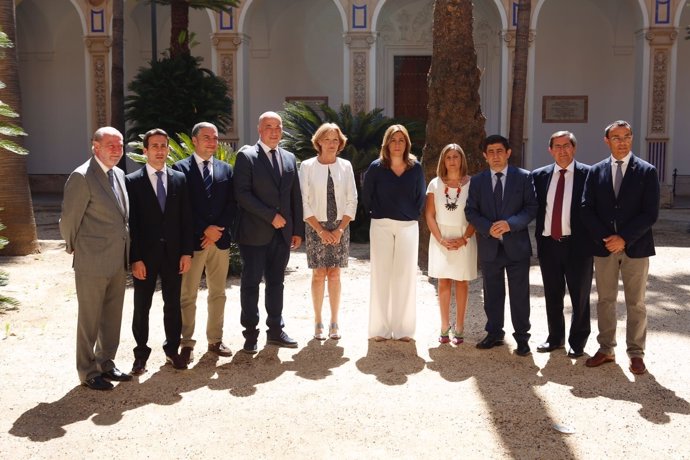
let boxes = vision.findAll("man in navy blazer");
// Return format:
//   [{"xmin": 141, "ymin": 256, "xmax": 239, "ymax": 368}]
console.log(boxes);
[
  {"xmin": 465, "ymin": 134, "xmax": 537, "ymax": 356},
  {"xmin": 234, "ymin": 111, "xmax": 305, "ymax": 354},
  {"xmin": 581, "ymin": 120, "xmax": 659, "ymax": 375},
  {"xmin": 173, "ymin": 122, "xmax": 236, "ymax": 364},
  {"xmin": 126, "ymin": 129, "xmax": 194, "ymax": 374},
  {"xmin": 532, "ymin": 131, "xmax": 593, "ymax": 358}
]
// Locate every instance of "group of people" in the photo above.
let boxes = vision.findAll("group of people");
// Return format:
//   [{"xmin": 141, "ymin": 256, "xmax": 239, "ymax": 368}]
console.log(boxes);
[
  {"xmin": 59, "ymin": 116, "xmax": 659, "ymax": 391},
  {"xmin": 420, "ymin": 121, "xmax": 659, "ymax": 378}
]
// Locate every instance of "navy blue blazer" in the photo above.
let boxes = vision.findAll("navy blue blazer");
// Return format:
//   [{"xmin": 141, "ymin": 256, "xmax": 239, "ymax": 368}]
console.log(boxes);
[
  {"xmin": 126, "ymin": 166, "xmax": 194, "ymax": 265},
  {"xmin": 465, "ymin": 166, "xmax": 537, "ymax": 262},
  {"xmin": 581, "ymin": 154, "xmax": 659, "ymax": 258},
  {"xmin": 532, "ymin": 161, "xmax": 593, "ymax": 257},
  {"xmin": 172, "ymin": 155, "xmax": 236, "ymax": 251},
  {"xmin": 233, "ymin": 143, "xmax": 305, "ymax": 246}
]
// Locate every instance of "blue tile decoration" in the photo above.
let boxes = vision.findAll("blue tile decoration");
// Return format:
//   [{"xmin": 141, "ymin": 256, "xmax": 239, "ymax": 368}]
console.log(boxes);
[
  {"xmin": 353, "ymin": 4, "xmax": 367, "ymax": 29},
  {"xmin": 654, "ymin": 0, "xmax": 670, "ymax": 25},
  {"xmin": 220, "ymin": 9, "xmax": 234, "ymax": 30},
  {"xmin": 91, "ymin": 9, "xmax": 105, "ymax": 33},
  {"xmin": 512, "ymin": 1, "xmax": 518, "ymax": 27}
]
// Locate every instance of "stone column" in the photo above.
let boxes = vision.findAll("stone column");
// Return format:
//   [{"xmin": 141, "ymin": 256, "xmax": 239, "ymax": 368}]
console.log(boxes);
[
  {"xmin": 344, "ymin": 32, "xmax": 376, "ymax": 114},
  {"xmin": 211, "ymin": 33, "xmax": 247, "ymax": 149},
  {"xmin": 644, "ymin": 28, "xmax": 677, "ymax": 194},
  {"xmin": 84, "ymin": 36, "xmax": 111, "ymax": 131}
]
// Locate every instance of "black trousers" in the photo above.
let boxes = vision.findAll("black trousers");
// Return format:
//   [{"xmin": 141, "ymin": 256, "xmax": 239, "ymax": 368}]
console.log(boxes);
[
  {"xmin": 132, "ymin": 244, "xmax": 183, "ymax": 359},
  {"xmin": 238, "ymin": 231, "xmax": 291, "ymax": 342},
  {"xmin": 537, "ymin": 235, "xmax": 593, "ymax": 352}
]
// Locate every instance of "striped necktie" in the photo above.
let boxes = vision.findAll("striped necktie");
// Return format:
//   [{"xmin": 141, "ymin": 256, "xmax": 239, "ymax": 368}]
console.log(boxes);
[{"xmin": 202, "ymin": 160, "xmax": 212, "ymax": 198}]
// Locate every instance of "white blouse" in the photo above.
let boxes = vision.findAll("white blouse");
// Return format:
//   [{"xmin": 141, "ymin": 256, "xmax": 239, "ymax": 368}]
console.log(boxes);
[{"xmin": 298, "ymin": 156, "xmax": 358, "ymax": 222}]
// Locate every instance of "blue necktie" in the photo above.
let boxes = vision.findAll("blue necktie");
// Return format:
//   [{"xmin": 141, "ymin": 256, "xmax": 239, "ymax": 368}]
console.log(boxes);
[
  {"xmin": 494, "ymin": 172, "xmax": 503, "ymax": 211},
  {"xmin": 202, "ymin": 160, "xmax": 212, "ymax": 198},
  {"xmin": 155, "ymin": 170, "xmax": 166, "ymax": 212},
  {"xmin": 270, "ymin": 149, "xmax": 280, "ymax": 179},
  {"xmin": 614, "ymin": 160, "xmax": 623, "ymax": 198}
]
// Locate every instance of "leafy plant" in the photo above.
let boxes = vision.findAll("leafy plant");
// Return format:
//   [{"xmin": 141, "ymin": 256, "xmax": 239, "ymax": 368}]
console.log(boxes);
[
  {"xmin": 0, "ymin": 29, "xmax": 27, "ymax": 156},
  {"xmin": 127, "ymin": 134, "xmax": 241, "ymax": 275},
  {"xmin": 0, "ymin": 216, "xmax": 19, "ymax": 313},
  {"xmin": 280, "ymin": 102, "xmax": 424, "ymax": 241},
  {"xmin": 124, "ymin": 54, "xmax": 232, "ymax": 142}
]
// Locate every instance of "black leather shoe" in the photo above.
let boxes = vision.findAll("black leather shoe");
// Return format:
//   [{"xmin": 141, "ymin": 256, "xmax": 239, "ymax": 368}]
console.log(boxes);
[
  {"xmin": 242, "ymin": 340, "xmax": 258, "ymax": 355},
  {"xmin": 536, "ymin": 341, "xmax": 565, "ymax": 353},
  {"xmin": 131, "ymin": 358, "xmax": 147, "ymax": 376},
  {"xmin": 476, "ymin": 334, "xmax": 505, "ymax": 349},
  {"xmin": 166, "ymin": 353, "xmax": 188, "ymax": 370},
  {"xmin": 567, "ymin": 348, "xmax": 584, "ymax": 358},
  {"xmin": 102, "ymin": 367, "xmax": 133, "ymax": 382},
  {"xmin": 515, "ymin": 341, "xmax": 531, "ymax": 357},
  {"xmin": 82, "ymin": 376, "xmax": 114, "ymax": 391},
  {"xmin": 267, "ymin": 331, "xmax": 298, "ymax": 348}
]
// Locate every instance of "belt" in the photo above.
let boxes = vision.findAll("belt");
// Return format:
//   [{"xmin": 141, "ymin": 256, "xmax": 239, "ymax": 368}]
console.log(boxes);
[{"xmin": 551, "ymin": 235, "xmax": 571, "ymax": 243}]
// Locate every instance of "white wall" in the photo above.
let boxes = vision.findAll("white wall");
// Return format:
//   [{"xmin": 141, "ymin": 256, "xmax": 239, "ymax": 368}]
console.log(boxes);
[
  {"xmin": 531, "ymin": 0, "xmax": 640, "ymax": 169},
  {"xmin": 242, "ymin": 0, "xmax": 344, "ymax": 144},
  {"xmin": 17, "ymin": 0, "xmax": 88, "ymax": 174}
]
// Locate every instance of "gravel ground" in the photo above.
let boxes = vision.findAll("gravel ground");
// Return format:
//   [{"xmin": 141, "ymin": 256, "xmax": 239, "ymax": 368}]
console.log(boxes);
[{"xmin": 1, "ymin": 203, "xmax": 689, "ymax": 459}]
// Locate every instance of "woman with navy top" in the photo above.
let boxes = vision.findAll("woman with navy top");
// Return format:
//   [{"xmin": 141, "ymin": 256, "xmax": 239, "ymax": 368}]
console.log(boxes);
[{"xmin": 362, "ymin": 124, "xmax": 426, "ymax": 342}]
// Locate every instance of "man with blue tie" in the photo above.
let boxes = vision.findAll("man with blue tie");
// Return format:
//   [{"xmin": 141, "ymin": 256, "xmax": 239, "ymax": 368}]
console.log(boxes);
[
  {"xmin": 234, "ymin": 112, "xmax": 305, "ymax": 354},
  {"xmin": 465, "ymin": 134, "xmax": 538, "ymax": 356},
  {"xmin": 173, "ymin": 122, "xmax": 236, "ymax": 364},
  {"xmin": 581, "ymin": 120, "xmax": 659, "ymax": 375},
  {"xmin": 126, "ymin": 129, "xmax": 193, "ymax": 374},
  {"xmin": 532, "ymin": 131, "xmax": 593, "ymax": 358}
]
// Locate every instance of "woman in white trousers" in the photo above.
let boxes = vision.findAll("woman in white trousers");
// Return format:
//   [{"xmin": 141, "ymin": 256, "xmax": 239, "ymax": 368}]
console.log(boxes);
[{"xmin": 362, "ymin": 125, "xmax": 426, "ymax": 341}]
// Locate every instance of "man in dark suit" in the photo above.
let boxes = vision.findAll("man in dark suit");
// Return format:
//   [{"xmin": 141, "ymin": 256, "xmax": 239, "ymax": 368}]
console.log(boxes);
[
  {"xmin": 126, "ymin": 129, "xmax": 194, "ymax": 374},
  {"xmin": 465, "ymin": 134, "xmax": 538, "ymax": 356},
  {"xmin": 60, "ymin": 126, "xmax": 133, "ymax": 390},
  {"xmin": 532, "ymin": 131, "xmax": 593, "ymax": 358},
  {"xmin": 581, "ymin": 120, "xmax": 659, "ymax": 375},
  {"xmin": 173, "ymin": 122, "xmax": 236, "ymax": 364},
  {"xmin": 234, "ymin": 111, "xmax": 305, "ymax": 354}
]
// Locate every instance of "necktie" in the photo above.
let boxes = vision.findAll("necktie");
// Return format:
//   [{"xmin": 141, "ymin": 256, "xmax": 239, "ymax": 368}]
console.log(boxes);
[
  {"xmin": 202, "ymin": 160, "xmax": 212, "ymax": 198},
  {"xmin": 155, "ymin": 170, "xmax": 166, "ymax": 212},
  {"xmin": 107, "ymin": 169, "xmax": 124, "ymax": 211},
  {"xmin": 493, "ymin": 172, "xmax": 503, "ymax": 212},
  {"xmin": 270, "ymin": 149, "xmax": 281, "ymax": 179},
  {"xmin": 551, "ymin": 169, "xmax": 566, "ymax": 241},
  {"xmin": 614, "ymin": 160, "xmax": 623, "ymax": 198}
]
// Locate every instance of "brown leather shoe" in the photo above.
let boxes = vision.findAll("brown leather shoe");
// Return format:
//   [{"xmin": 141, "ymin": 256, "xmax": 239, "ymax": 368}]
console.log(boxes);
[
  {"xmin": 585, "ymin": 351, "xmax": 615, "ymax": 367},
  {"xmin": 179, "ymin": 346, "xmax": 194, "ymax": 364},
  {"xmin": 629, "ymin": 357, "xmax": 647, "ymax": 375},
  {"xmin": 208, "ymin": 342, "xmax": 233, "ymax": 357},
  {"xmin": 131, "ymin": 358, "xmax": 147, "ymax": 375}
]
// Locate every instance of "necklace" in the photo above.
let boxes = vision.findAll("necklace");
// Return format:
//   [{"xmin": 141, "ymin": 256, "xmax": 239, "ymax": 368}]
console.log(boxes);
[{"xmin": 444, "ymin": 184, "xmax": 461, "ymax": 211}]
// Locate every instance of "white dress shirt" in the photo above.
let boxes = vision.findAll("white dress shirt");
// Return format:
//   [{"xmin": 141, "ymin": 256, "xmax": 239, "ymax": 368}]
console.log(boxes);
[{"xmin": 543, "ymin": 161, "xmax": 574, "ymax": 237}]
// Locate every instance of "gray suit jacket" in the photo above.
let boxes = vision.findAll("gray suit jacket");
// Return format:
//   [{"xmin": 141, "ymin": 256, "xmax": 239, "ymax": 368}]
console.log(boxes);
[{"xmin": 60, "ymin": 157, "xmax": 130, "ymax": 276}]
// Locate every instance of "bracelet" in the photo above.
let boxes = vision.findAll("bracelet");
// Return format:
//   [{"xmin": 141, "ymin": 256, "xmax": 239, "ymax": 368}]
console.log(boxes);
[
  {"xmin": 337, "ymin": 228, "xmax": 344, "ymax": 233},
  {"xmin": 318, "ymin": 230, "xmax": 324, "ymax": 235}
]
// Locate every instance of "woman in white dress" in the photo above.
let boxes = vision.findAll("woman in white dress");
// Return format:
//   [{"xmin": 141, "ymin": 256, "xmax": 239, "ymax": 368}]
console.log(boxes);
[{"xmin": 425, "ymin": 144, "xmax": 477, "ymax": 344}]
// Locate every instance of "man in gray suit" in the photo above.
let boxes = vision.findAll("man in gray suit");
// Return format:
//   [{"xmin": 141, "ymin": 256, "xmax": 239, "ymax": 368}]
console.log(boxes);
[{"xmin": 60, "ymin": 126, "xmax": 133, "ymax": 390}]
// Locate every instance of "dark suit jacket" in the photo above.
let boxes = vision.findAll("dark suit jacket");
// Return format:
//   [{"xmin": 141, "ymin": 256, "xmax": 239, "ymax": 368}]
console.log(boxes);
[
  {"xmin": 233, "ymin": 143, "xmax": 305, "ymax": 246},
  {"xmin": 59, "ymin": 157, "xmax": 130, "ymax": 276},
  {"xmin": 125, "ymin": 166, "xmax": 194, "ymax": 266},
  {"xmin": 532, "ymin": 161, "xmax": 592, "ymax": 257},
  {"xmin": 581, "ymin": 154, "xmax": 659, "ymax": 258},
  {"xmin": 172, "ymin": 155, "xmax": 236, "ymax": 251},
  {"xmin": 465, "ymin": 166, "xmax": 537, "ymax": 262}
]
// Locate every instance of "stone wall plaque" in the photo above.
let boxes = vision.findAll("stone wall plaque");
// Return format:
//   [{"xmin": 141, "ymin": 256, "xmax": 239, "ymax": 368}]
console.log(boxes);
[{"xmin": 542, "ymin": 96, "xmax": 588, "ymax": 123}]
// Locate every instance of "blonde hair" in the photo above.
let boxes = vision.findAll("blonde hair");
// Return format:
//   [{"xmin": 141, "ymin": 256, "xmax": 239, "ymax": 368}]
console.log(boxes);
[
  {"xmin": 311, "ymin": 123, "xmax": 348, "ymax": 154},
  {"xmin": 436, "ymin": 143, "xmax": 468, "ymax": 178},
  {"xmin": 379, "ymin": 124, "xmax": 416, "ymax": 168}
]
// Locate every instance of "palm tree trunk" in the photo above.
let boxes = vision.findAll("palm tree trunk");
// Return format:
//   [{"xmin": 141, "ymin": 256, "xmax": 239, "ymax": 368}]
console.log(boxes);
[
  {"xmin": 420, "ymin": 0, "xmax": 486, "ymax": 270},
  {"xmin": 508, "ymin": 0, "xmax": 531, "ymax": 167},
  {"xmin": 0, "ymin": 0, "xmax": 39, "ymax": 255},
  {"xmin": 111, "ymin": 0, "xmax": 126, "ymax": 171},
  {"xmin": 170, "ymin": 0, "xmax": 190, "ymax": 58}
]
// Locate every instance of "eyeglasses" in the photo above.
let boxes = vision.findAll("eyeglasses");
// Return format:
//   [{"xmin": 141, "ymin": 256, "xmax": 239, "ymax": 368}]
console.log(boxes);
[{"xmin": 608, "ymin": 135, "xmax": 632, "ymax": 144}]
